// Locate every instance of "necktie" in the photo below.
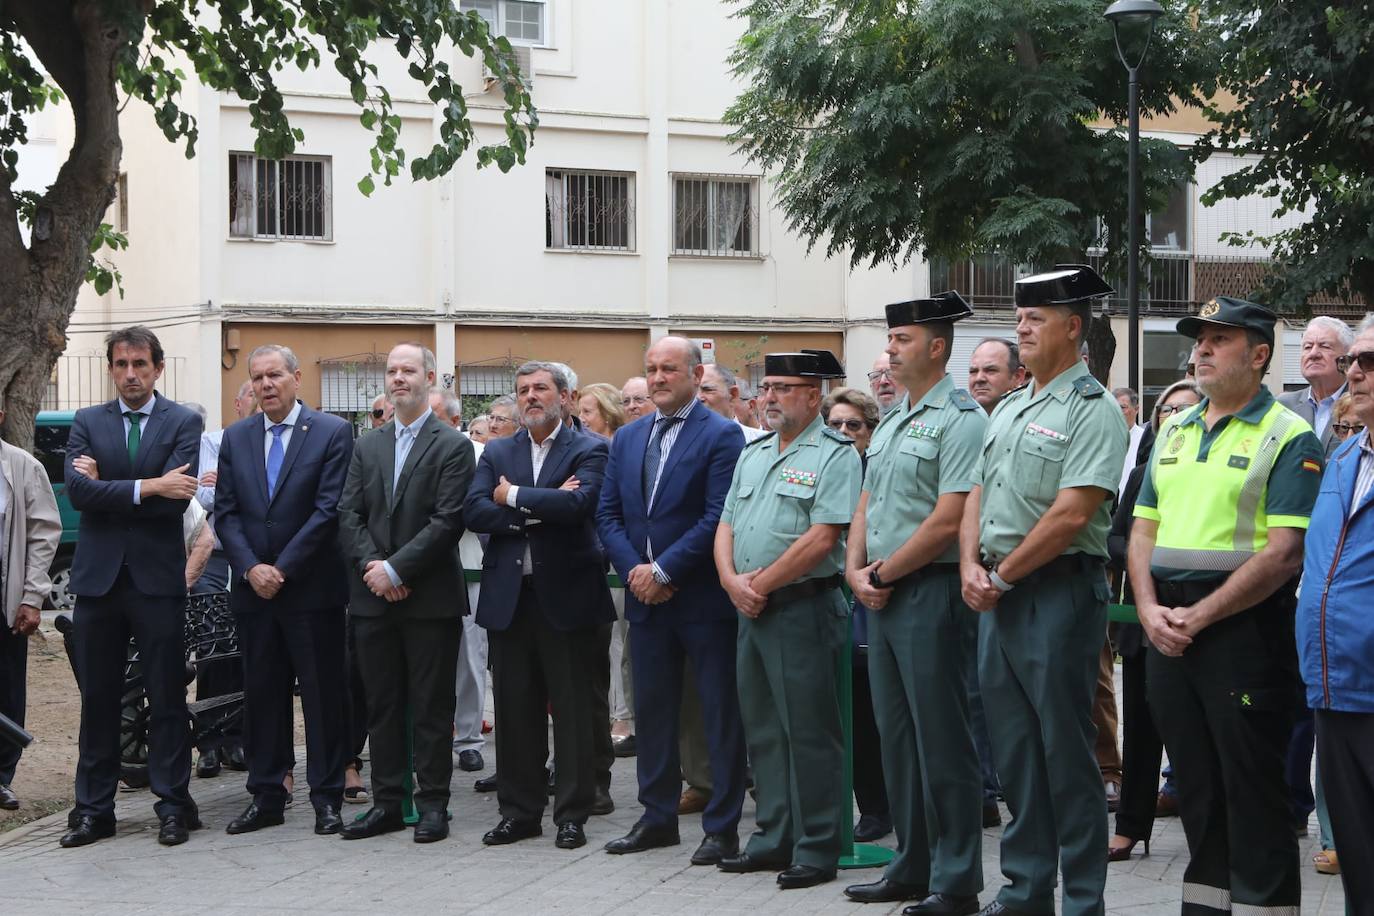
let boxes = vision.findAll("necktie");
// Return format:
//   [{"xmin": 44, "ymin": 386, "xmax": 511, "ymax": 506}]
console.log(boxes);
[
  {"xmin": 642, "ymin": 416, "xmax": 682, "ymax": 507},
  {"xmin": 266, "ymin": 423, "xmax": 287, "ymax": 499},
  {"xmin": 394, "ymin": 426, "xmax": 413, "ymax": 494},
  {"xmin": 124, "ymin": 412, "xmax": 142, "ymax": 464}
]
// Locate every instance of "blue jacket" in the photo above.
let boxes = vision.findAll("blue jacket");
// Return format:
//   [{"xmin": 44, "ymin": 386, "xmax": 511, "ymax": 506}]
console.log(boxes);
[{"xmin": 1297, "ymin": 434, "xmax": 1374, "ymax": 712}]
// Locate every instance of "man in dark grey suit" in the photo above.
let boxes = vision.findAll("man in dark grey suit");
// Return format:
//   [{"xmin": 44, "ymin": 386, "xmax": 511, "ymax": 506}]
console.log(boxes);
[
  {"xmin": 1278, "ymin": 315, "xmax": 1354, "ymax": 459},
  {"xmin": 338, "ymin": 342, "xmax": 475, "ymax": 843}
]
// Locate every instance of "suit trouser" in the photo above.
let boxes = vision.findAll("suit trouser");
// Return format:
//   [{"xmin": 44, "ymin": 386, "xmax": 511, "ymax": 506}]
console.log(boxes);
[
  {"xmin": 344, "ymin": 614, "xmax": 368, "ymax": 770},
  {"xmin": 737, "ymin": 590, "xmax": 846, "ymax": 868},
  {"xmin": 452, "ymin": 582, "xmax": 489, "ymax": 754},
  {"xmin": 1115, "ymin": 645, "xmax": 1164, "ymax": 842},
  {"xmin": 488, "ymin": 583, "xmax": 604, "ymax": 825},
  {"xmin": 630, "ymin": 614, "xmax": 746, "ymax": 836},
  {"xmin": 353, "ymin": 613, "xmax": 460, "ymax": 815},
  {"xmin": 589, "ymin": 620, "xmax": 614, "ymax": 793},
  {"xmin": 72, "ymin": 570, "xmax": 194, "ymax": 821},
  {"xmin": 1094, "ymin": 637, "xmax": 1122, "ymax": 784},
  {"xmin": 680, "ymin": 666, "xmax": 713, "ymax": 794},
  {"xmin": 1315, "ymin": 709, "xmax": 1374, "ymax": 915},
  {"xmin": 979, "ymin": 559, "xmax": 1108, "ymax": 916},
  {"xmin": 192, "ymin": 553, "xmax": 242, "ymax": 755},
  {"xmin": 1147, "ymin": 580, "xmax": 1300, "ymax": 915},
  {"xmin": 0, "ymin": 621, "xmax": 27, "ymax": 785},
  {"xmin": 869, "ymin": 571, "xmax": 983, "ymax": 894},
  {"xmin": 234, "ymin": 605, "xmax": 348, "ymax": 812},
  {"xmin": 966, "ymin": 642, "xmax": 1001, "ymax": 805}
]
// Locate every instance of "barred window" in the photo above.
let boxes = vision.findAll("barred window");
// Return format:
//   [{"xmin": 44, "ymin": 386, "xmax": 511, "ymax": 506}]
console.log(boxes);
[
  {"xmin": 319, "ymin": 359, "xmax": 385, "ymax": 414},
  {"xmin": 460, "ymin": 0, "xmax": 545, "ymax": 45},
  {"xmin": 229, "ymin": 153, "xmax": 333, "ymax": 241},
  {"xmin": 673, "ymin": 175, "xmax": 759, "ymax": 257},
  {"xmin": 546, "ymin": 169, "xmax": 635, "ymax": 252}
]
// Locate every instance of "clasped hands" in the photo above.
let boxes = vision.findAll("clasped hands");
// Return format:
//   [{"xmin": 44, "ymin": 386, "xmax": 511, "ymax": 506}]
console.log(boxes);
[
  {"xmin": 847, "ymin": 559, "xmax": 894, "ymax": 610},
  {"xmin": 363, "ymin": 560, "xmax": 411, "ymax": 603},
  {"xmin": 722, "ymin": 568, "xmax": 767, "ymax": 618},
  {"xmin": 626, "ymin": 563, "xmax": 675, "ymax": 606},
  {"xmin": 1138, "ymin": 601, "xmax": 1205, "ymax": 657}
]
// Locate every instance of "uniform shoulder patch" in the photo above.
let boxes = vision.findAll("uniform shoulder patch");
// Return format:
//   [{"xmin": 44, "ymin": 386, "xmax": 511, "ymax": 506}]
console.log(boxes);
[
  {"xmin": 949, "ymin": 388, "xmax": 980, "ymax": 411},
  {"xmin": 1072, "ymin": 376, "xmax": 1106, "ymax": 399},
  {"xmin": 821, "ymin": 425, "xmax": 851, "ymax": 443},
  {"xmin": 744, "ymin": 430, "xmax": 777, "ymax": 448}
]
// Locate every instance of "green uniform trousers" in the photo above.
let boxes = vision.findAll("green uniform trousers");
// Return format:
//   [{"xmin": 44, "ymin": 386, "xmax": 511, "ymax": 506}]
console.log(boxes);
[
  {"xmin": 868, "ymin": 567, "xmax": 984, "ymax": 894},
  {"xmin": 979, "ymin": 556, "xmax": 1109, "ymax": 916},
  {"xmin": 737, "ymin": 588, "xmax": 847, "ymax": 868}
]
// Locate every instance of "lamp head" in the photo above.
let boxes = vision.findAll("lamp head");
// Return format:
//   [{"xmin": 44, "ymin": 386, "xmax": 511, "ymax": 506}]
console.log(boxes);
[{"xmin": 1104, "ymin": 0, "xmax": 1164, "ymax": 26}]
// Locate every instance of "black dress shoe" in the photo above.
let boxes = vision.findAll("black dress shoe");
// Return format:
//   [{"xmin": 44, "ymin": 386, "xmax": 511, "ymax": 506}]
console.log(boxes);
[
  {"xmin": 604, "ymin": 821, "xmax": 680, "ymax": 855},
  {"xmin": 982, "ymin": 802, "xmax": 1002, "ymax": 828},
  {"xmin": 339, "ymin": 807, "xmax": 406, "ymax": 840},
  {"xmin": 612, "ymin": 734, "xmax": 637, "ymax": 758},
  {"xmin": 414, "ymin": 811, "xmax": 449, "ymax": 843},
  {"xmin": 483, "ymin": 817, "xmax": 542, "ymax": 845},
  {"xmin": 690, "ymin": 832, "xmax": 739, "ymax": 866},
  {"xmin": 844, "ymin": 878, "xmax": 928, "ymax": 903},
  {"xmin": 718, "ymin": 852, "xmax": 789, "ymax": 873},
  {"xmin": 555, "ymin": 822, "xmax": 587, "ymax": 849},
  {"xmin": 457, "ymin": 749, "xmax": 484, "ymax": 772},
  {"xmin": 0, "ymin": 783, "xmax": 19, "ymax": 810},
  {"xmin": 59, "ymin": 815, "xmax": 116, "ymax": 848},
  {"xmin": 223, "ymin": 745, "xmax": 248, "ymax": 771},
  {"xmin": 474, "ymin": 772, "xmax": 498, "ymax": 793},
  {"xmin": 853, "ymin": 813, "xmax": 893, "ymax": 842},
  {"xmin": 157, "ymin": 810, "xmax": 203, "ymax": 847},
  {"xmin": 976, "ymin": 902, "xmax": 1046, "ymax": 916},
  {"xmin": 226, "ymin": 801, "xmax": 285, "ymax": 835},
  {"xmin": 196, "ymin": 749, "xmax": 221, "ymax": 778},
  {"xmin": 590, "ymin": 787, "xmax": 615, "ymax": 816},
  {"xmin": 777, "ymin": 864, "xmax": 837, "ymax": 889},
  {"xmin": 314, "ymin": 805, "xmax": 343, "ymax": 836},
  {"xmin": 904, "ymin": 893, "xmax": 980, "ymax": 916}
]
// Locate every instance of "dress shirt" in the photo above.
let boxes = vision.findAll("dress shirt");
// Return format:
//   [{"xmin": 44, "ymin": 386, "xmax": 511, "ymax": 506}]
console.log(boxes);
[
  {"xmin": 646, "ymin": 398, "xmax": 699, "ymax": 585},
  {"xmin": 119, "ymin": 394, "xmax": 156, "ymax": 505},
  {"xmin": 1307, "ymin": 383, "xmax": 1347, "ymax": 441},
  {"xmin": 738, "ymin": 419, "xmax": 769, "ymax": 442},
  {"xmin": 262, "ymin": 400, "xmax": 303, "ymax": 463},
  {"xmin": 505, "ymin": 420, "xmax": 563, "ymax": 574},
  {"xmin": 382, "ymin": 408, "xmax": 432, "ymax": 587},
  {"xmin": 1353, "ymin": 431, "xmax": 1374, "ymax": 518},
  {"xmin": 195, "ymin": 429, "xmax": 224, "ymax": 549},
  {"xmin": 0, "ymin": 458, "xmax": 10, "ymax": 562}
]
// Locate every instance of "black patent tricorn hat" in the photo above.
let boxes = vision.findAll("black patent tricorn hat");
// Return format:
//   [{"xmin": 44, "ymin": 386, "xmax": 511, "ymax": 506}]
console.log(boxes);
[
  {"xmin": 885, "ymin": 290, "xmax": 975, "ymax": 328},
  {"xmin": 763, "ymin": 349, "xmax": 846, "ymax": 379},
  {"xmin": 1013, "ymin": 264, "xmax": 1114, "ymax": 307}
]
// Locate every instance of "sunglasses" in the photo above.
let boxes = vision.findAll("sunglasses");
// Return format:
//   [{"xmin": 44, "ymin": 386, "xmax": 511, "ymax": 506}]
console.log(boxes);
[
  {"xmin": 371, "ymin": 408, "xmax": 385, "ymax": 419},
  {"xmin": 1332, "ymin": 422, "xmax": 1365, "ymax": 437},
  {"xmin": 827, "ymin": 418, "xmax": 867, "ymax": 432},
  {"xmin": 1336, "ymin": 352, "xmax": 1374, "ymax": 374}
]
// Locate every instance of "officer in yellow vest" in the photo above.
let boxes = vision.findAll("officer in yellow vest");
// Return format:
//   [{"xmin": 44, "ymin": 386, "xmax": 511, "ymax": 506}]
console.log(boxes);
[
  {"xmin": 959, "ymin": 264, "xmax": 1127, "ymax": 916},
  {"xmin": 842, "ymin": 291, "xmax": 987, "ymax": 915},
  {"xmin": 714, "ymin": 349, "xmax": 861, "ymax": 890},
  {"xmin": 1128, "ymin": 298, "xmax": 1322, "ymax": 915}
]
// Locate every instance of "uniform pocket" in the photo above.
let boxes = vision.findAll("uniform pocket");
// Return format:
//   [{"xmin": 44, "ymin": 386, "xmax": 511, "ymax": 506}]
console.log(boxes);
[
  {"xmin": 1020, "ymin": 432, "xmax": 1068, "ymax": 501},
  {"xmin": 773, "ymin": 482, "xmax": 815, "ymax": 534}
]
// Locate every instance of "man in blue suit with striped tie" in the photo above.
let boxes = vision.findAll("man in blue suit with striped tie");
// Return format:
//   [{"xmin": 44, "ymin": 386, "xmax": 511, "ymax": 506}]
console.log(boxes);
[{"xmin": 597, "ymin": 336, "xmax": 747, "ymax": 866}]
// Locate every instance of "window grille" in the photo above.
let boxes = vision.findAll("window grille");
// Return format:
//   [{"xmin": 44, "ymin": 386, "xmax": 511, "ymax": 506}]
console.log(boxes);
[
  {"xmin": 673, "ymin": 175, "xmax": 759, "ymax": 257},
  {"xmin": 229, "ymin": 153, "xmax": 333, "ymax": 241},
  {"xmin": 319, "ymin": 358, "xmax": 385, "ymax": 414},
  {"xmin": 546, "ymin": 169, "xmax": 635, "ymax": 252},
  {"xmin": 460, "ymin": 0, "xmax": 545, "ymax": 44}
]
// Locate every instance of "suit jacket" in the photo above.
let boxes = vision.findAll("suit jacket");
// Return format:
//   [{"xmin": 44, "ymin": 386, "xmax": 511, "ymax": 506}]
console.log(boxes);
[
  {"xmin": 214, "ymin": 403, "xmax": 354, "ymax": 613},
  {"xmin": 64, "ymin": 393, "xmax": 201, "ymax": 598},
  {"xmin": 338, "ymin": 413, "xmax": 475, "ymax": 619},
  {"xmin": 1, "ymin": 441, "xmax": 62, "ymax": 625},
  {"xmin": 1278, "ymin": 386, "xmax": 1341, "ymax": 459},
  {"xmin": 596, "ymin": 400, "xmax": 745, "ymax": 624},
  {"xmin": 464, "ymin": 424, "xmax": 615, "ymax": 633}
]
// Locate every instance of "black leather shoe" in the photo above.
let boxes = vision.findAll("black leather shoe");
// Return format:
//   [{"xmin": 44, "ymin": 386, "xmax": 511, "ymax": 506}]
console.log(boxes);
[
  {"xmin": 777, "ymin": 864, "xmax": 836, "ymax": 889},
  {"xmin": 314, "ymin": 805, "xmax": 343, "ymax": 836},
  {"xmin": 590, "ymin": 787, "xmax": 615, "ymax": 816},
  {"xmin": 904, "ymin": 893, "xmax": 981, "ymax": 915},
  {"xmin": 474, "ymin": 772, "xmax": 498, "ymax": 793},
  {"xmin": 414, "ymin": 811, "xmax": 449, "ymax": 843},
  {"xmin": 853, "ymin": 813, "xmax": 893, "ymax": 842},
  {"xmin": 457, "ymin": 749, "xmax": 484, "ymax": 772},
  {"xmin": 690, "ymin": 832, "xmax": 739, "ymax": 866},
  {"xmin": 555, "ymin": 822, "xmax": 587, "ymax": 849},
  {"xmin": 223, "ymin": 745, "xmax": 248, "ymax": 771},
  {"xmin": 0, "ymin": 783, "xmax": 19, "ymax": 810},
  {"xmin": 59, "ymin": 815, "xmax": 116, "ymax": 848},
  {"xmin": 483, "ymin": 817, "xmax": 542, "ymax": 845},
  {"xmin": 976, "ymin": 902, "xmax": 1046, "ymax": 916},
  {"xmin": 196, "ymin": 749, "xmax": 221, "ymax": 778},
  {"xmin": 718, "ymin": 852, "xmax": 789, "ymax": 873},
  {"xmin": 157, "ymin": 810, "xmax": 203, "ymax": 846},
  {"xmin": 612, "ymin": 734, "xmax": 637, "ymax": 758},
  {"xmin": 604, "ymin": 821, "xmax": 680, "ymax": 855},
  {"xmin": 982, "ymin": 802, "xmax": 1002, "ymax": 828},
  {"xmin": 844, "ymin": 878, "xmax": 928, "ymax": 903},
  {"xmin": 339, "ymin": 807, "xmax": 406, "ymax": 840},
  {"xmin": 226, "ymin": 801, "xmax": 285, "ymax": 835}
]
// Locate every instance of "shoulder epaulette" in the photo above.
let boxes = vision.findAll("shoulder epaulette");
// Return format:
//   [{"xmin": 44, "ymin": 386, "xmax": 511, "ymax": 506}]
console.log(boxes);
[
  {"xmin": 1073, "ymin": 376, "xmax": 1106, "ymax": 399},
  {"xmin": 744, "ymin": 430, "xmax": 777, "ymax": 448},
  {"xmin": 820, "ymin": 425, "xmax": 851, "ymax": 443},
  {"xmin": 949, "ymin": 389, "xmax": 980, "ymax": 411}
]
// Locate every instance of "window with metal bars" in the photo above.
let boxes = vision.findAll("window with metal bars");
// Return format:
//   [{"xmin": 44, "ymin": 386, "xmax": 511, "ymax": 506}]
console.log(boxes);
[
  {"xmin": 546, "ymin": 169, "xmax": 635, "ymax": 252},
  {"xmin": 460, "ymin": 0, "xmax": 545, "ymax": 44},
  {"xmin": 229, "ymin": 153, "xmax": 333, "ymax": 241},
  {"xmin": 673, "ymin": 175, "xmax": 759, "ymax": 257}
]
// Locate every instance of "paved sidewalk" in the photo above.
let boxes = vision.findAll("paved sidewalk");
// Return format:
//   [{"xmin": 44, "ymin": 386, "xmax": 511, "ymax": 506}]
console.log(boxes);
[{"xmin": 0, "ymin": 751, "xmax": 1348, "ymax": 915}]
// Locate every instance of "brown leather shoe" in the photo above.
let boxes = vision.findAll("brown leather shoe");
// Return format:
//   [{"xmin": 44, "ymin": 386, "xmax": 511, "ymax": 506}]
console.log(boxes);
[
  {"xmin": 1154, "ymin": 790, "xmax": 1179, "ymax": 817},
  {"xmin": 678, "ymin": 787, "xmax": 710, "ymax": 815}
]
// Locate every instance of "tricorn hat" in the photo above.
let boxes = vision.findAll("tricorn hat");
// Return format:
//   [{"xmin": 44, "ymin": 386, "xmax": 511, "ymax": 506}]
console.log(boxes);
[
  {"xmin": 763, "ymin": 349, "xmax": 846, "ymax": 379},
  {"xmin": 885, "ymin": 290, "xmax": 975, "ymax": 328},
  {"xmin": 1013, "ymin": 264, "xmax": 1114, "ymax": 307}
]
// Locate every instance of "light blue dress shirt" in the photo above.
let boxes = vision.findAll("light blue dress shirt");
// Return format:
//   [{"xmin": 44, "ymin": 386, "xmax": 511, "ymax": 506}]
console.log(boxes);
[{"xmin": 383, "ymin": 409, "xmax": 432, "ymax": 587}]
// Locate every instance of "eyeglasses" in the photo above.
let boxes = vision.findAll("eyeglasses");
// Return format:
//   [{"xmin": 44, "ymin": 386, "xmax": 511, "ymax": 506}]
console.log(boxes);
[
  {"xmin": 370, "ymin": 408, "xmax": 385, "ymax": 419},
  {"xmin": 1336, "ymin": 352, "xmax": 1374, "ymax": 374},
  {"xmin": 1156, "ymin": 403, "xmax": 1190, "ymax": 417},
  {"xmin": 1333, "ymin": 422, "xmax": 1365, "ymax": 437},
  {"xmin": 866, "ymin": 369, "xmax": 893, "ymax": 382},
  {"xmin": 488, "ymin": 414, "xmax": 516, "ymax": 427},
  {"xmin": 827, "ymin": 418, "xmax": 866, "ymax": 432},
  {"xmin": 757, "ymin": 382, "xmax": 817, "ymax": 395},
  {"xmin": 620, "ymin": 395, "xmax": 650, "ymax": 407}
]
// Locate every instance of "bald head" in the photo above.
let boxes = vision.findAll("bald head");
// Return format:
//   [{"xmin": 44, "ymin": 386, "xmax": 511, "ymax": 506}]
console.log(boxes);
[
  {"xmin": 621, "ymin": 376, "xmax": 650, "ymax": 420},
  {"xmin": 645, "ymin": 336, "xmax": 705, "ymax": 415}
]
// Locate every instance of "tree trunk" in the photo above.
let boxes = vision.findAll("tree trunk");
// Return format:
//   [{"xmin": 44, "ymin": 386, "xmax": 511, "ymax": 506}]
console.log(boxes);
[{"xmin": 1086, "ymin": 314, "xmax": 1117, "ymax": 387}]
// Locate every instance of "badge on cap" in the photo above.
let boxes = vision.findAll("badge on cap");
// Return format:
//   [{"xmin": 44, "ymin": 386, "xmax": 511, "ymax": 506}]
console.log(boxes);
[{"xmin": 1199, "ymin": 299, "xmax": 1221, "ymax": 319}]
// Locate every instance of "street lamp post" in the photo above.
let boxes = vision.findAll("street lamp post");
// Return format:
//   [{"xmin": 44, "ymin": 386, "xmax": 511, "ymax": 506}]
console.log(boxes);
[{"xmin": 1105, "ymin": 0, "xmax": 1163, "ymax": 398}]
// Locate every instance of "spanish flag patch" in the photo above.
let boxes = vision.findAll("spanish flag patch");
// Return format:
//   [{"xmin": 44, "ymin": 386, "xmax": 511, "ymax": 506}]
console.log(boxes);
[{"xmin": 1302, "ymin": 459, "xmax": 1321, "ymax": 473}]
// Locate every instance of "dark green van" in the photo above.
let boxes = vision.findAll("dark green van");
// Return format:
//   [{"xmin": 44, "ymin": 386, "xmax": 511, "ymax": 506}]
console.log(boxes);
[{"xmin": 33, "ymin": 410, "xmax": 80, "ymax": 610}]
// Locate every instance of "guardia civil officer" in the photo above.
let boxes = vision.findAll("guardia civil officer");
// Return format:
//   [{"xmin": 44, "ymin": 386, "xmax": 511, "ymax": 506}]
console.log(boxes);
[
  {"xmin": 713, "ymin": 350, "xmax": 862, "ymax": 890},
  {"xmin": 958, "ymin": 265, "xmax": 1127, "ymax": 916},
  {"xmin": 1128, "ymin": 298, "xmax": 1321, "ymax": 915},
  {"xmin": 843, "ymin": 292, "xmax": 988, "ymax": 915}
]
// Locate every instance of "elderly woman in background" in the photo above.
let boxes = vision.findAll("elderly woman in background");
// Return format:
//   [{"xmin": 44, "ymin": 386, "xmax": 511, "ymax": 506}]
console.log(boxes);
[
  {"xmin": 821, "ymin": 387, "xmax": 880, "ymax": 458},
  {"xmin": 467, "ymin": 414, "xmax": 492, "ymax": 444},
  {"xmin": 579, "ymin": 383, "xmax": 628, "ymax": 439}
]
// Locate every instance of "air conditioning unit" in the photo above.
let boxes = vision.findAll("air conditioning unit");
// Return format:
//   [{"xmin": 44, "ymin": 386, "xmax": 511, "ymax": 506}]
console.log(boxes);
[{"xmin": 483, "ymin": 44, "xmax": 534, "ymax": 92}]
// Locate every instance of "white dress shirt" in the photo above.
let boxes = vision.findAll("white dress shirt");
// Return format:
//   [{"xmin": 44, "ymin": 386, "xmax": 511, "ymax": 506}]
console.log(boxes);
[
  {"xmin": 119, "ymin": 393, "xmax": 156, "ymax": 505},
  {"xmin": 262, "ymin": 400, "xmax": 303, "ymax": 462},
  {"xmin": 505, "ymin": 421, "xmax": 563, "ymax": 574},
  {"xmin": 646, "ymin": 398, "xmax": 699, "ymax": 585}
]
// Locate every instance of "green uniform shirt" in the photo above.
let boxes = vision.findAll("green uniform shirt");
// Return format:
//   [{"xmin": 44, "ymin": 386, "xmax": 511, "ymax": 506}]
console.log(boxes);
[
  {"xmin": 863, "ymin": 374, "xmax": 986, "ymax": 564},
  {"xmin": 1133, "ymin": 387, "xmax": 1322, "ymax": 582},
  {"xmin": 722, "ymin": 413, "xmax": 862, "ymax": 583},
  {"xmin": 974, "ymin": 360, "xmax": 1127, "ymax": 562}
]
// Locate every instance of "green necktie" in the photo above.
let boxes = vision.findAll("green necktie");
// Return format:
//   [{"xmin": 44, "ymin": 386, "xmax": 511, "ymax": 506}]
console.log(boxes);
[{"xmin": 125, "ymin": 411, "xmax": 142, "ymax": 464}]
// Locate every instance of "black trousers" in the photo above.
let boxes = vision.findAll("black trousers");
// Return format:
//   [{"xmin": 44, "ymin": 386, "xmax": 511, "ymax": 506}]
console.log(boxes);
[
  {"xmin": 235, "ymin": 606, "xmax": 348, "ymax": 812},
  {"xmin": 1147, "ymin": 579, "xmax": 1301, "ymax": 913},
  {"xmin": 345, "ymin": 614, "xmax": 368, "ymax": 771},
  {"xmin": 1315, "ymin": 708, "xmax": 1374, "ymax": 914},
  {"xmin": 851, "ymin": 656, "xmax": 890, "ymax": 819},
  {"xmin": 353, "ymin": 614, "xmax": 460, "ymax": 815},
  {"xmin": 72, "ymin": 570, "xmax": 193, "ymax": 821},
  {"xmin": 589, "ymin": 620, "xmax": 614, "ymax": 793},
  {"xmin": 1114, "ymin": 645, "xmax": 1163, "ymax": 841},
  {"xmin": 0, "ymin": 621, "xmax": 27, "ymax": 785},
  {"xmin": 489, "ymin": 582, "xmax": 605, "ymax": 826}
]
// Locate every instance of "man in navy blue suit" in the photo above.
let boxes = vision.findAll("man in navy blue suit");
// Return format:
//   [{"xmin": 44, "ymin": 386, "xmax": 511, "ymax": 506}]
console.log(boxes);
[
  {"xmin": 464, "ymin": 361, "xmax": 616, "ymax": 851},
  {"xmin": 60, "ymin": 326, "xmax": 203, "ymax": 848},
  {"xmin": 597, "ymin": 336, "xmax": 747, "ymax": 865},
  {"xmin": 213, "ymin": 344, "xmax": 354, "ymax": 838}
]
